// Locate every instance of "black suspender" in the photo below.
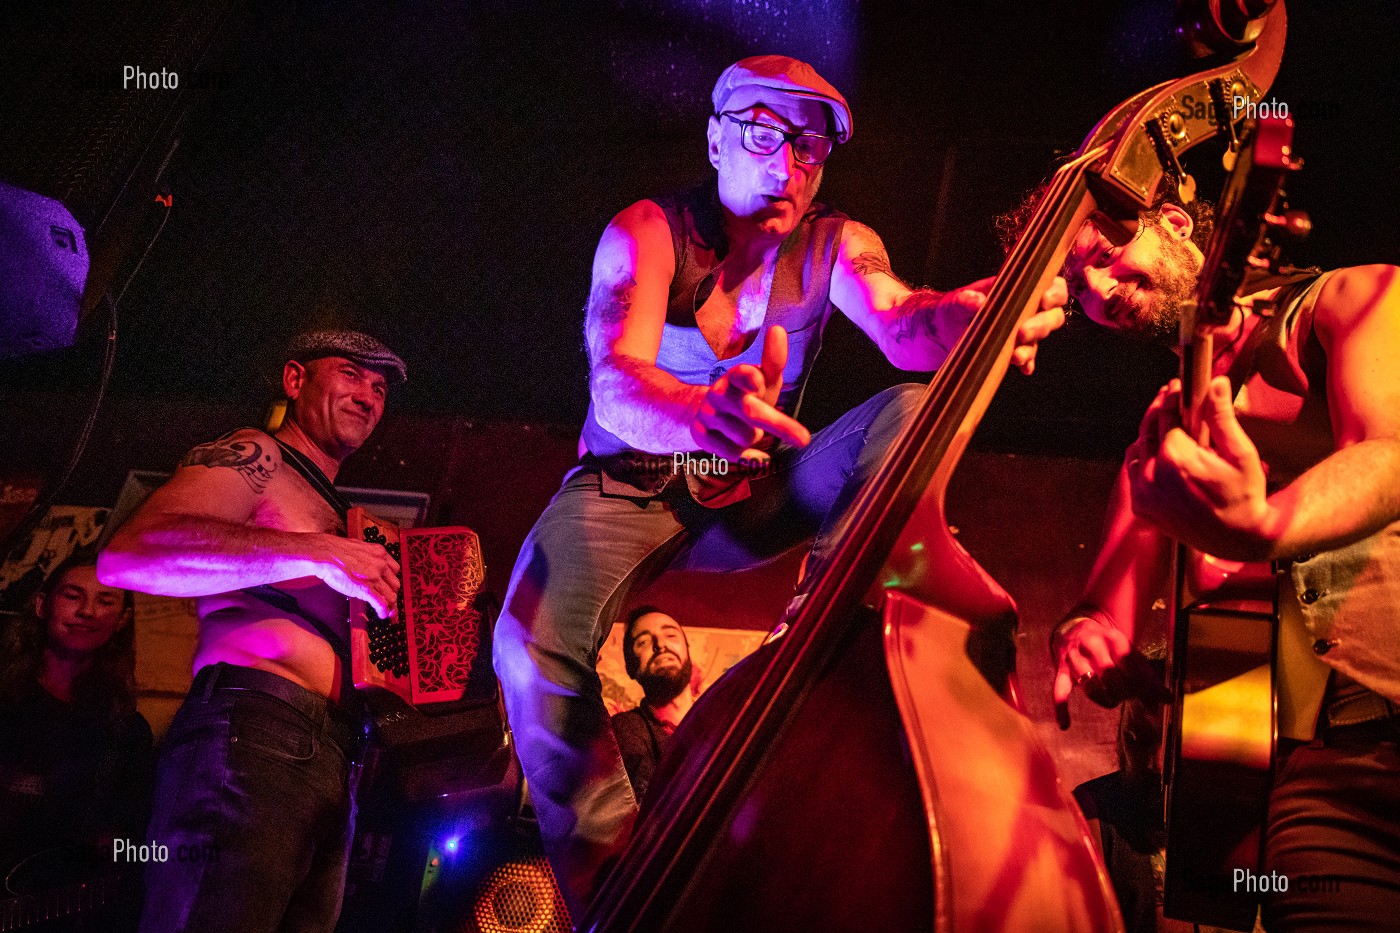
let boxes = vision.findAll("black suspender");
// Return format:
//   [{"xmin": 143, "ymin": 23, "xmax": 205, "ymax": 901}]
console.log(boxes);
[
  {"xmin": 272, "ymin": 437, "xmax": 354, "ymax": 520},
  {"xmin": 245, "ymin": 436, "xmax": 361, "ymax": 707}
]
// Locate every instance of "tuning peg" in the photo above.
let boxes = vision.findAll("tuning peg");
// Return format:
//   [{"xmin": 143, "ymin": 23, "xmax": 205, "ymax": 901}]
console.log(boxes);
[
  {"xmin": 1208, "ymin": 77, "xmax": 1243, "ymax": 168},
  {"xmin": 1146, "ymin": 118, "xmax": 1197, "ymax": 204},
  {"xmin": 1177, "ymin": 173, "xmax": 1198, "ymax": 205}
]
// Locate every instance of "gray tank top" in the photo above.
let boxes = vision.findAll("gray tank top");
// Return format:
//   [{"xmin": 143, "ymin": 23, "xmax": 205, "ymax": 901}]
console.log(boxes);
[
  {"xmin": 580, "ymin": 179, "xmax": 848, "ymax": 462},
  {"xmin": 1241, "ymin": 270, "xmax": 1400, "ymax": 709}
]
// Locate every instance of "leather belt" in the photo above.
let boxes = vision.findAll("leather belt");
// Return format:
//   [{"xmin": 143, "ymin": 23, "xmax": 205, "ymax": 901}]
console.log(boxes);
[
  {"xmin": 1324, "ymin": 690, "xmax": 1398, "ymax": 730},
  {"xmin": 192, "ymin": 663, "xmax": 369, "ymax": 756}
]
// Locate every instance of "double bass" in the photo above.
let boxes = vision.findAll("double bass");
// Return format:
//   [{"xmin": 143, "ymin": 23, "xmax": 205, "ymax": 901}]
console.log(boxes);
[{"xmin": 587, "ymin": 5, "xmax": 1289, "ymax": 930}]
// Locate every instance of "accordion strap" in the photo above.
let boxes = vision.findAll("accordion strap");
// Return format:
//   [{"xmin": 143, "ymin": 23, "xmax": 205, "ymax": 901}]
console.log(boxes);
[
  {"xmin": 273, "ymin": 436, "xmax": 353, "ymax": 521},
  {"xmin": 242, "ymin": 435, "xmax": 362, "ymax": 708}
]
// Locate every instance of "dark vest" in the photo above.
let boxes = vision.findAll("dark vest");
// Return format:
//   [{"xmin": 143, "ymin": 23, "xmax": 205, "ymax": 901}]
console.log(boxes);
[
  {"xmin": 1229, "ymin": 270, "xmax": 1400, "ymax": 717},
  {"xmin": 580, "ymin": 179, "xmax": 848, "ymax": 463}
]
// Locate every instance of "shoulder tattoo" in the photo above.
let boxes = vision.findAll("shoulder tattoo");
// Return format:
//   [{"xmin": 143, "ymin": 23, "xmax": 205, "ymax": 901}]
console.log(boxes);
[
  {"xmin": 179, "ymin": 432, "xmax": 278, "ymax": 494},
  {"xmin": 852, "ymin": 250, "xmax": 895, "ymax": 278},
  {"xmin": 847, "ymin": 222, "xmax": 910, "ymax": 288}
]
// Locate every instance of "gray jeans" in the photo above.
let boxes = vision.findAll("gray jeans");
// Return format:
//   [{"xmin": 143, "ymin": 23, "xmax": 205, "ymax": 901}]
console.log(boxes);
[{"xmin": 493, "ymin": 384, "xmax": 922, "ymax": 918}]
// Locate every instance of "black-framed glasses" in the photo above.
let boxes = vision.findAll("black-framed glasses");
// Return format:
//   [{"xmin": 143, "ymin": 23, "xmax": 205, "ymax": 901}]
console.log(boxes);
[{"xmin": 718, "ymin": 113, "xmax": 835, "ymax": 165}]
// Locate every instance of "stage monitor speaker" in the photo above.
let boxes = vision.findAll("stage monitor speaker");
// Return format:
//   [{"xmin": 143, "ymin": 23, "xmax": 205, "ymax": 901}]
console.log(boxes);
[
  {"xmin": 0, "ymin": 0, "xmax": 235, "ymax": 355},
  {"xmin": 0, "ymin": 180, "xmax": 89, "ymax": 358},
  {"xmin": 407, "ymin": 760, "xmax": 571, "ymax": 933},
  {"xmin": 460, "ymin": 836, "xmax": 571, "ymax": 933}
]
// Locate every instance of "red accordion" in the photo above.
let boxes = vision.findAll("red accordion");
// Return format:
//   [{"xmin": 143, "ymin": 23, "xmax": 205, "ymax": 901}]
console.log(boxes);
[{"xmin": 347, "ymin": 507, "xmax": 487, "ymax": 707}]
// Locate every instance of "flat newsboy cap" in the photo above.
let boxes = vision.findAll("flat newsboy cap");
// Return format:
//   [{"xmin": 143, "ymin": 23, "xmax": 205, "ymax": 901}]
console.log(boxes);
[
  {"xmin": 285, "ymin": 329, "xmax": 407, "ymax": 384},
  {"xmin": 711, "ymin": 54, "xmax": 852, "ymax": 144}
]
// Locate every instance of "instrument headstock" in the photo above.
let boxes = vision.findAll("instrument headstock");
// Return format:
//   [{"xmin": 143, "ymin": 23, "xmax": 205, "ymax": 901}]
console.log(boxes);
[
  {"xmin": 1191, "ymin": 114, "xmax": 1306, "ymax": 332},
  {"xmin": 1076, "ymin": 1, "xmax": 1287, "ymax": 245},
  {"xmin": 1176, "ymin": 113, "xmax": 1306, "ymax": 438}
]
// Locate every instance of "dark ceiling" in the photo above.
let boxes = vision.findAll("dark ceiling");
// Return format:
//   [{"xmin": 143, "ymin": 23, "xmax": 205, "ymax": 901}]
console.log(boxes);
[{"xmin": 4, "ymin": 0, "xmax": 1398, "ymax": 461}]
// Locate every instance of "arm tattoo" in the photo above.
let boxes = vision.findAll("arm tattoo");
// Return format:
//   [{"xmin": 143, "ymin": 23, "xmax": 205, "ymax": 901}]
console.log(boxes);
[
  {"xmin": 847, "ymin": 223, "xmax": 910, "ymax": 287},
  {"xmin": 179, "ymin": 433, "xmax": 277, "ymax": 494},
  {"xmin": 589, "ymin": 275, "xmax": 637, "ymax": 325},
  {"xmin": 584, "ymin": 274, "xmax": 639, "ymax": 365},
  {"xmin": 852, "ymin": 249, "xmax": 895, "ymax": 278},
  {"xmin": 893, "ymin": 289, "xmax": 947, "ymax": 346}
]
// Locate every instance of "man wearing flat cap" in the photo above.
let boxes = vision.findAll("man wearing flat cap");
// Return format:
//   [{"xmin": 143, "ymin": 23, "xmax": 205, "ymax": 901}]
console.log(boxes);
[
  {"xmin": 100, "ymin": 330, "xmax": 406, "ymax": 933},
  {"xmin": 493, "ymin": 54, "xmax": 1070, "ymax": 915}
]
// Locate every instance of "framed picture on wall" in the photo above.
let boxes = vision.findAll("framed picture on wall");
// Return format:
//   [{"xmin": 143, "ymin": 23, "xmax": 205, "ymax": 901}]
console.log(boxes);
[{"xmin": 0, "ymin": 504, "xmax": 110, "ymax": 616}]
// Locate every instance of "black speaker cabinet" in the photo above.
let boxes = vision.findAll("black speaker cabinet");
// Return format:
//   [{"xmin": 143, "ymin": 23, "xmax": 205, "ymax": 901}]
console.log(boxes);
[
  {"xmin": 339, "ymin": 745, "xmax": 570, "ymax": 933},
  {"xmin": 425, "ymin": 821, "xmax": 572, "ymax": 933},
  {"xmin": 0, "ymin": 0, "xmax": 234, "ymax": 349}
]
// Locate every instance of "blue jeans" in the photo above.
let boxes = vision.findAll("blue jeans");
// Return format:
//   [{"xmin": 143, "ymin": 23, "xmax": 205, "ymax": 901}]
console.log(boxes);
[
  {"xmin": 493, "ymin": 384, "xmax": 923, "ymax": 917},
  {"xmin": 139, "ymin": 664, "xmax": 366, "ymax": 933}
]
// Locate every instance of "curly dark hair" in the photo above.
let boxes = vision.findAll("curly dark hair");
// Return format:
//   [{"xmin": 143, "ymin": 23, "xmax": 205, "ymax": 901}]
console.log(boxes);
[
  {"xmin": 0, "ymin": 554, "xmax": 138, "ymax": 720},
  {"xmin": 995, "ymin": 178, "xmax": 1216, "ymax": 257}
]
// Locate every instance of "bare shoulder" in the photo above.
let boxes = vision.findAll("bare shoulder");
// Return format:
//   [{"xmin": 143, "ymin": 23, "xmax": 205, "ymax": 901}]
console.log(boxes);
[
  {"xmin": 839, "ymin": 221, "xmax": 889, "ymax": 268},
  {"xmin": 587, "ymin": 200, "xmax": 676, "ymax": 343},
  {"xmin": 1314, "ymin": 264, "xmax": 1400, "ymax": 336},
  {"xmin": 610, "ymin": 198, "xmax": 668, "ymax": 232},
  {"xmin": 838, "ymin": 220, "xmax": 885, "ymax": 253},
  {"xmin": 177, "ymin": 428, "xmax": 282, "ymax": 496},
  {"xmin": 115, "ymin": 428, "xmax": 281, "ymax": 530},
  {"xmin": 596, "ymin": 199, "xmax": 673, "ymax": 268}
]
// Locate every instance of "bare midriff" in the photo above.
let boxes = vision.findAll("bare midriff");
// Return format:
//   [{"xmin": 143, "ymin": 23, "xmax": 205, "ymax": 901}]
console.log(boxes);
[{"xmin": 194, "ymin": 576, "xmax": 350, "ymax": 702}]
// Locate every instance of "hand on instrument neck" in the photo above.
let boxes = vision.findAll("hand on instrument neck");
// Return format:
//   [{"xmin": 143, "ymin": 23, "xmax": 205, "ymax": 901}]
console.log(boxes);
[{"xmin": 1126, "ymin": 377, "xmax": 1279, "ymax": 562}]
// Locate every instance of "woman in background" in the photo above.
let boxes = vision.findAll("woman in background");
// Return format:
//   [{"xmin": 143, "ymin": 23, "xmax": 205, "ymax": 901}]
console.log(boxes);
[{"xmin": 0, "ymin": 555, "xmax": 154, "ymax": 931}]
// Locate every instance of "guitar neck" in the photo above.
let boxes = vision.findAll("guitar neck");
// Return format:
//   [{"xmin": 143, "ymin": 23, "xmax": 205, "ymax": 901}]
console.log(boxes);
[
  {"xmin": 1, "ymin": 871, "xmax": 134, "ymax": 931},
  {"xmin": 1180, "ymin": 330, "xmax": 1215, "ymax": 442},
  {"xmin": 1170, "ymin": 331, "xmax": 1214, "ymax": 628}
]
